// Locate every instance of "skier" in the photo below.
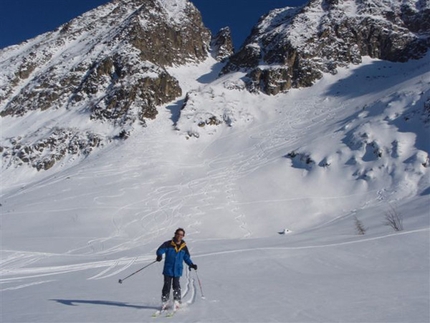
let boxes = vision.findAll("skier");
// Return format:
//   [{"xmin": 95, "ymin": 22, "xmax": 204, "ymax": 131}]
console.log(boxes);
[{"xmin": 156, "ymin": 228, "xmax": 197, "ymax": 309}]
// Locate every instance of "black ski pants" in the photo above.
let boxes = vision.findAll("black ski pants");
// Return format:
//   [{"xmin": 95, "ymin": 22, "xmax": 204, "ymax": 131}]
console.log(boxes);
[{"xmin": 162, "ymin": 275, "xmax": 181, "ymax": 302}]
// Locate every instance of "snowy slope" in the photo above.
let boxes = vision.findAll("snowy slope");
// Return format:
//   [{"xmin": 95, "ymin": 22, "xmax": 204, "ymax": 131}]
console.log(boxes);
[{"xmin": 1, "ymin": 47, "xmax": 429, "ymax": 323}]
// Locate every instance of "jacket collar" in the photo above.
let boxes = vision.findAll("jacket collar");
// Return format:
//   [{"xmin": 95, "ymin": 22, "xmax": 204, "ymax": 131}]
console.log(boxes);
[{"xmin": 170, "ymin": 239, "xmax": 186, "ymax": 252}]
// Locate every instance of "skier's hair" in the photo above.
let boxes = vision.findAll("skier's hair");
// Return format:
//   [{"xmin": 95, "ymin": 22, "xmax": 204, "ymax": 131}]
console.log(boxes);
[{"xmin": 175, "ymin": 228, "xmax": 185, "ymax": 236}]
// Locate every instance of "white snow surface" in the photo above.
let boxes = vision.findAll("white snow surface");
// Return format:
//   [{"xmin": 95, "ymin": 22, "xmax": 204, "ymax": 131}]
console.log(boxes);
[
  {"xmin": 1, "ymin": 51, "xmax": 430, "ymax": 322},
  {"xmin": 252, "ymin": 0, "xmax": 428, "ymax": 50}
]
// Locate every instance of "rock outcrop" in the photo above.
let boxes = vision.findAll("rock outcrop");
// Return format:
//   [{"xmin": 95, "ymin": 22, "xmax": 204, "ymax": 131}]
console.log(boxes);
[{"xmin": 211, "ymin": 27, "xmax": 234, "ymax": 61}]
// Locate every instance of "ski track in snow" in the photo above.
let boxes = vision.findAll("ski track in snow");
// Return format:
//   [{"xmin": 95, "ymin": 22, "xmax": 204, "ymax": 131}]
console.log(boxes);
[
  {"xmin": 1, "ymin": 227, "xmax": 427, "ymax": 292},
  {"xmin": 0, "ymin": 280, "xmax": 56, "ymax": 292},
  {"xmin": 193, "ymin": 227, "xmax": 430, "ymax": 258}
]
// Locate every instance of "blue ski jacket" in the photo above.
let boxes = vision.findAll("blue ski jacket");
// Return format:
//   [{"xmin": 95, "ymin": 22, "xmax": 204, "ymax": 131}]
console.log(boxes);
[{"xmin": 156, "ymin": 239, "xmax": 194, "ymax": 277}]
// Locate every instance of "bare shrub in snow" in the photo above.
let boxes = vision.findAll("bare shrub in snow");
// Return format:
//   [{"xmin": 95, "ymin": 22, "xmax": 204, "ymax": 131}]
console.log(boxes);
[
  {"xmin": 384, "ymin": 204, "xmax": 404, "ymax": 232},
  {"xmin": 353, "ymin": 216, "xmax": 366, "ymax": 235}
]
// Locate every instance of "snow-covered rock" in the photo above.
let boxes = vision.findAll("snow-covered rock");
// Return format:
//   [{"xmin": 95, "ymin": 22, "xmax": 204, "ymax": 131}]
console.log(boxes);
[
  {"xmin": 222, "ymin": 0, "xmax": 430, "ymax": 94},
  {"xmin": 0, "ymin": 0, "xmax": 211, "ymax": 170}
]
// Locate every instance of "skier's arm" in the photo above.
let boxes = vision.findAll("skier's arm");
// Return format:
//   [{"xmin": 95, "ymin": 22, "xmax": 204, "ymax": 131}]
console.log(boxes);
[
  {"xmin": 183, "ymin": 247, "xmax": 194, "ymax": 267},
  {"xmin": 156, "ymin": 241, "xmax": 169, "ymax": 257}
]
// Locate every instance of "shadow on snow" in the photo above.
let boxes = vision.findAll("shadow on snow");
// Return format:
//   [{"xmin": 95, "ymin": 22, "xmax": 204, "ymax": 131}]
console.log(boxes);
[{"xmin": 50, "ymin": 299, "xmax": 158, "ymax": 310}]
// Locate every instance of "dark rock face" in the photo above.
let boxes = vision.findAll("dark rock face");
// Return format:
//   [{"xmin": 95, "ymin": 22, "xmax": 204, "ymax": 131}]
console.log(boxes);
[
  {"xmin": 123, "ymin": 0, "xmax": 211, "ymax": 66},
  {"xmin": 1, "ymin": 128, "xmax": 104, "ymax": 171},
  {"xmin": 211, "ymin": 27, "xmax": 234, "ymax": 61},
  {"xmin": 222, "ymin": 0, "xmax": 430, "ymax": 95}
]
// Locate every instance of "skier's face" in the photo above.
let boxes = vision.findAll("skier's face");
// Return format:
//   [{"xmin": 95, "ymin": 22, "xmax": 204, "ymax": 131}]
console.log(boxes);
[{"xmin": 174, "ymin": 231, "xmax": 184, "ymax": 243}]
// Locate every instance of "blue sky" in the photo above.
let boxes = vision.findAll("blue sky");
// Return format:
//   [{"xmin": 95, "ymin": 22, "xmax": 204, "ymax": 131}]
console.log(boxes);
[{"xmin": 0, "ymin": 0, "xmax": 307, "ymax": 49}]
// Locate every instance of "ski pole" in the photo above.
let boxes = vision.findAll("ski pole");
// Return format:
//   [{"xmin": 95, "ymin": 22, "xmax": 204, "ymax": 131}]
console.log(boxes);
[
  {"xmin": 193, "ymin": 269, "xmax": 205, "ymax": 299},
  {"xmin": 118, "ymin": 260, "xmax": 156, "ymax": 284}
]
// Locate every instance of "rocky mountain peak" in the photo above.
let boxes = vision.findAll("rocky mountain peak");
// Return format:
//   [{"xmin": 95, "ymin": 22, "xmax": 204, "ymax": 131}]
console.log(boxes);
[
  {"xmin": 211, "ymin": 27, "xmax": 234, "ymax": 61},
  {"xmin": 222, "ymin": 0, "xmax": 430, "ymax": 95},
  {"xmin": 0, "ymin": 0, "xmax": 211, "ymax": 170},
  {"xmin": 0, "ymin": 0, "xmax": 211, "ymax": 118}
]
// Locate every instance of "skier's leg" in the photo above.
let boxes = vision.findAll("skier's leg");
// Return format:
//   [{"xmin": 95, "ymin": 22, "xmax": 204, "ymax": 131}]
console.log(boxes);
[
  {"xmin": 172, "ymin": 276, "xmax": 181, "ymax": 302},
  {"xmin": 162, "ymin": 275, "xmax": 172, "ymax": 302}
]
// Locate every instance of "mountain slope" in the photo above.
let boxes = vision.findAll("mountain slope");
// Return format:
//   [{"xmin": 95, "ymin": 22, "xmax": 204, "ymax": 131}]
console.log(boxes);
[
  {"xmin": 1, "ymin": 0, "xmax": 429, "ymax": 172},
  {"xmin": 0, "ymin": 0, "xmax": 210, "ymax": 170}
]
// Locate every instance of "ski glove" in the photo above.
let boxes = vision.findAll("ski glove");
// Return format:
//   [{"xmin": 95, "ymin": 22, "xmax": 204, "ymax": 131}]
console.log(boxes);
[
  {"xmin": 190, "ymin": 264, "xmax": 198, "ymax": 270},
  {"xmin": 156, "ymin": 255, "xmax": 163, "ymax": 262}
]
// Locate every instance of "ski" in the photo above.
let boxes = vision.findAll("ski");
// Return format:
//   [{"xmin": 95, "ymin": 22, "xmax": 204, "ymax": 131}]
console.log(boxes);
[
  {"xmin": 165, "ymin": 308, "xmax": 178, "ymax": 318},
  {"xmin": 151, "ymin": 309, "xmax": 166, "ymax": 318},
  {"xmin": 165, "ymin": 301, "xmax": 181, "ymax": 317},
  {"xmin": 152, "ymin": 303, "xmax": 170, "ymax": 318}
]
